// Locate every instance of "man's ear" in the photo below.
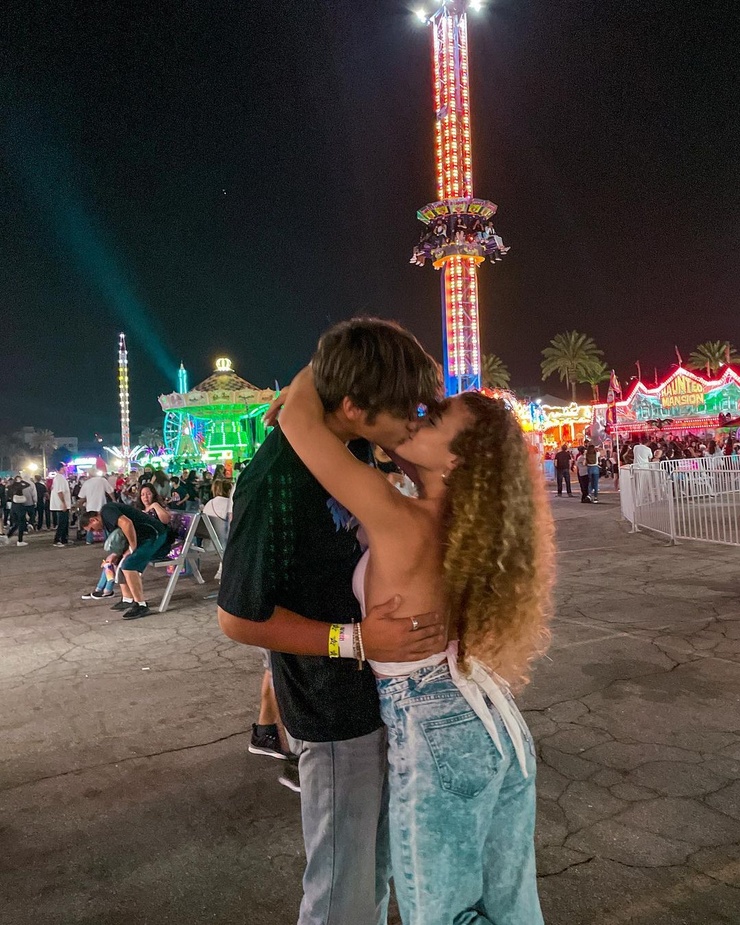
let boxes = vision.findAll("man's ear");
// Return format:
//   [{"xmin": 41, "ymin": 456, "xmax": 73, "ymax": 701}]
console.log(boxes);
[{"xmin": 340, "ymin": 397, "xmax": 365, "ymax": 423}]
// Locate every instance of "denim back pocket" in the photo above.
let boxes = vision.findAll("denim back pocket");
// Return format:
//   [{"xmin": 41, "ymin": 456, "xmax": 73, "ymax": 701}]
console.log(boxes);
[{"xmin": 421, "ymin": 710, "xmax": 501, "ymax": 798}]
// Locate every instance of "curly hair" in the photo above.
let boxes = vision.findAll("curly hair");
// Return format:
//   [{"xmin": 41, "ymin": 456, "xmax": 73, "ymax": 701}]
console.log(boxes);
[{"xmin": 442, "ymin": 392, "xmax": 555, "ymax": 689}]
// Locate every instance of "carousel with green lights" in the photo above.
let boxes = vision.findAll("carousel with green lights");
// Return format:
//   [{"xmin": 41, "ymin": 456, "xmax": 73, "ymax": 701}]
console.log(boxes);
[{"xmin": 158, "ymin": 358, "xmax": 275, "ymax": 470}]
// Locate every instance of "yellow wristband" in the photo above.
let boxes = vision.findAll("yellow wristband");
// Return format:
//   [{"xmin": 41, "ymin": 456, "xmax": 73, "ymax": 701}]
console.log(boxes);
[{"xmin": 328, "ymin": 623, "xmax": 342, "ymax": 659}]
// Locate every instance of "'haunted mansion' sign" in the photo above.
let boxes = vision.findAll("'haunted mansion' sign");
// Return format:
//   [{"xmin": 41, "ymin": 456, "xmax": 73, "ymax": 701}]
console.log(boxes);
[{"xmin": 594, "ymin": 367, "xmax": 740, "ymax": 432}]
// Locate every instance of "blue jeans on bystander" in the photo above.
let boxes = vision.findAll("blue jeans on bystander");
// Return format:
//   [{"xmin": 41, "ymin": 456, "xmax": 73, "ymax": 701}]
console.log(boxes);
[{"xmin": 587, "ymin": 464, "xmax": 600, "ymax": 499}]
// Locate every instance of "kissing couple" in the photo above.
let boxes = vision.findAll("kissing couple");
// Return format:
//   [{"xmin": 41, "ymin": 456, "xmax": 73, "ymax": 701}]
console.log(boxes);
[{"xmin": 218, "ymin": 317, "xmax": 553, "ymax": 925}]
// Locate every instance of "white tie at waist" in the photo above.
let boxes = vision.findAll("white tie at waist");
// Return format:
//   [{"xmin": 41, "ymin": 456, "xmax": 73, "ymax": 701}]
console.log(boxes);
[{"xmin": 445, "ymin": 641, "xmax": 531, "ymax": 778}]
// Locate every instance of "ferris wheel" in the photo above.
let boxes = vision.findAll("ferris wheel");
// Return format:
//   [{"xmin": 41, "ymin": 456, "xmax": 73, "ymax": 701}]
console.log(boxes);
[{"xmin": 164, "ymin": 410, "xmax": 204, "ymax": 459}]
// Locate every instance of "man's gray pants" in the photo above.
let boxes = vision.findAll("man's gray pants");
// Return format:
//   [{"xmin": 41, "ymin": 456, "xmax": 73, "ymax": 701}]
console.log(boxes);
[{"xmin": 287, "ymin": 726, "xmax": 391, "ymax": 925}]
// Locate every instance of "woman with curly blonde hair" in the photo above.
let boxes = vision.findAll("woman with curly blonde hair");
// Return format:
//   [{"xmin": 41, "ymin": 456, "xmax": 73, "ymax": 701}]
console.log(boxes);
[{"xmin": 281, "ymin": 368, "xmax": 554, "ymax": 925}]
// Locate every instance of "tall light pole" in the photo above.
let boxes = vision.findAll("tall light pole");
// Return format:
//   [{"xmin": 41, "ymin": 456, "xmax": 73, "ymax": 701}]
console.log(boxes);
[
  {"xmin": 411, "ymin": 1, "xmax": 509, "ymax": 395},
  {"xmin": 118, "ymin": 332, "xmax": 131, "ymax": 473}
]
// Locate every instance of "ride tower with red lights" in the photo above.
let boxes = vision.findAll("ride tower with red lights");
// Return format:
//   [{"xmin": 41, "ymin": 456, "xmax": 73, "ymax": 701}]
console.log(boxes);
[{"xmin": 411, "ymin": 1, "xmax": 509, "ymax": 395}]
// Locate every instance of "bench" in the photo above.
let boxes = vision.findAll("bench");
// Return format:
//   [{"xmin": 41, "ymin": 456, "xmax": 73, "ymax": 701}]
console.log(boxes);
[{"xmin": 150, "ymin": 512, "xmax": 225, "ymax": 613}]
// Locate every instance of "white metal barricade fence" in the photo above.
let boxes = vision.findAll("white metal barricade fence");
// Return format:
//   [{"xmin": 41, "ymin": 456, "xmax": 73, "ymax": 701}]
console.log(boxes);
[{"xmin": 630, "ymin": 456, "xmax": 740, "ymax": 546}]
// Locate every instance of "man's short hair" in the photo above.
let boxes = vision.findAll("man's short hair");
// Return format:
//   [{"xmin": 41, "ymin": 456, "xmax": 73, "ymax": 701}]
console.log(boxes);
[
  {"xmin": 80, "ymin": 511, "xmax": 99, "ymax": 529},
  {"xmin": 312, "ymin": 317, "xmax": 442, "ymax": 422},
  {"xmin": 57, "ymin": 462, "xmax": 66, "ymax": 471}
]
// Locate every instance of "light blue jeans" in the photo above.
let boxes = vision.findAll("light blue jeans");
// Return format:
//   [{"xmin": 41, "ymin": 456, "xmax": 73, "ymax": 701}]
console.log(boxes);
[
  {"xmin": 95, "ymin": 568, "xmax": 115, "ymax": 594},
  {"xmin": 587, "ymin": 464, "xmax": 600, "ymax": 498},
  {"xmin": 377, "ymin": 663, "xmax": 542, "ymax": 925},
  {"xmin": 286, "ymin": 726, "xmax": 391, "ymax": 925}
]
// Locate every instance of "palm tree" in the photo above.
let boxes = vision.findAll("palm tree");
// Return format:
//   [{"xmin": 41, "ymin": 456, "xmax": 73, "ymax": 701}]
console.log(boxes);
[
  {"xmin": 480, "ymin": 353, "xmax": 511, "ymax": 390},
  {"xmin": 3, "ymin": 434, "xmax": 28, "ymax": 473},
  {"xmin": 581, "ymin": 359, "xmax": 611, "ymax": 402},
  {"xmin": 541, "ymin": 331, "xmax": 604, "ymax": 401},
  {"xmin": 139, "ymin": 427, "xmax": 163, "ymax": 450},
  {"xmin": 29, "ymin": 429, "xmax": 57, "ymax": 473},
  {"xmin": 687, "ymin": 341, "xmax": 740, "ymax": 377},
  {"xmin": 0, "ymin": 434, "xmax": 14, "ymax": 472}
]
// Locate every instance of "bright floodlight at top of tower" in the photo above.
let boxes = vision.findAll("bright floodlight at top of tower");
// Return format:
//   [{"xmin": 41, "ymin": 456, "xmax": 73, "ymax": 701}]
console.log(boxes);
[{"xmin": 415, "ymin": 0, "xmax": 484, "ymax": 24}]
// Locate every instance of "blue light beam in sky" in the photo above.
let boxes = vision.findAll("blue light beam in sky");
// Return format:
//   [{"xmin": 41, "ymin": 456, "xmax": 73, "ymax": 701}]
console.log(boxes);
[{"xmin": 5, "ymin": 107, "xmax": 179, "ymax": 384}]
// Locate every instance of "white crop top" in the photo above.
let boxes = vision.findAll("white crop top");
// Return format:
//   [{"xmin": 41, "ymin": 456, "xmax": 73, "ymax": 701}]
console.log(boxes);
[{"xmin": 352, "ymin": 549, "xmax": 446, "ymax": 677}]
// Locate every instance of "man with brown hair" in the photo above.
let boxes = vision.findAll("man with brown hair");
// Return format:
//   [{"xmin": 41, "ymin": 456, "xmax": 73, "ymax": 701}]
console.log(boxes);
[{"xmin": 218, "ymin": 318, "xmax": 443, "ymax": 925}]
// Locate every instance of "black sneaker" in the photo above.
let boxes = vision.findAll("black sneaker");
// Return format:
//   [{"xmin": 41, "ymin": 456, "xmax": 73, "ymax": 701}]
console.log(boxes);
[
  {"xmin": 82, "ymin": 589, "xmax": 113, "ymax": 600},
  {"xmin": 249, "ymin": 723, "xmax": 291, "ymax": 760},
  {"xmin": 111, "ymin": 600, "xmax": 133, "ymax": 611},
  {"xmin": 278, "ymin": 758, "xmax": 301, "ymax": 794},
  {"xmin": 122, "ymin": 603, "xmax": 151, "ymax": 620}
]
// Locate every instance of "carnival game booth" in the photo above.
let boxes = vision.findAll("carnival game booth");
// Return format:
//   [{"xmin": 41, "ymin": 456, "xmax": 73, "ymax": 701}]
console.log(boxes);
[
  {"xmin": 530, "ymin": 397, "xmax": 593, "ymax": 448},
  {"xmin": 483, "ymin": 389, "xmax": 592, "ymax": 480},
  {"xmin": 158, "ymin": 358, "xmax": 275, "ymax": 470},
  {"xmin": 483, "ymin": 390, "xmax": 592, "ymax": 446},
  {"xmin": 593, "ymin": 366, "xmax": 740, "ymax": 439}
]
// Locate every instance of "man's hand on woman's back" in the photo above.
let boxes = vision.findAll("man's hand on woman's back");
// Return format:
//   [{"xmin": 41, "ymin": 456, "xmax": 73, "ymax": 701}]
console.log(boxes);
[{"xmin": 362, "ymin": 596, "xmax": 446, "ymax": 662}]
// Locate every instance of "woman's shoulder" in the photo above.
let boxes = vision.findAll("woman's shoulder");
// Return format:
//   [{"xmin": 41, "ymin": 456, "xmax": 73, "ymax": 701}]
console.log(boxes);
[{"xmin": 366, "ymin": 493, "xmax": 439, "ymax": 549}]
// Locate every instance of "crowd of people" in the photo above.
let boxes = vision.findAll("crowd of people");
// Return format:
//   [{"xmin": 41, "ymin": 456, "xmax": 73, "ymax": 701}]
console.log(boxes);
[
  {"xmin": 619, "ymin": 433, "xmax": 737, "ymax": 464},
  {"xmin": 0, "ymin": 465, "xmax": 72, "ymax": 545},
  {"xmin": 1, "ymin": 464, "xmax": 235, "ymax": 544},
  {"xmin": 549, "ymin": 431, "xmax": 739, "ymax": 504},
  {"xmin": 1, "ymin": 462, "xmax": 235, "ymax": 619}
]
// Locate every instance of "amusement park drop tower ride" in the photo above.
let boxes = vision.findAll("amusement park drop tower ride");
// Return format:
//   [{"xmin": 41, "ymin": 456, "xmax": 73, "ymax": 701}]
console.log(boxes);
[{"xmin": 412, "ymin": 1, "xmax": 508, "ymax": 395}]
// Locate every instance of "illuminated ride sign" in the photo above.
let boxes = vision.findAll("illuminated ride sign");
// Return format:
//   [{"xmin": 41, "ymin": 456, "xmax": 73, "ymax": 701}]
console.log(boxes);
[
  {"xmin": 158, "ymin": 358, "xmax": 275, "ymax": 466},
  {"xmin": 593, "ymin": 365, "xmax": 740, "ymax": 432},
  {"xmin": 660, "ymin": 374, "xmax": 704, "ymax": 409}
]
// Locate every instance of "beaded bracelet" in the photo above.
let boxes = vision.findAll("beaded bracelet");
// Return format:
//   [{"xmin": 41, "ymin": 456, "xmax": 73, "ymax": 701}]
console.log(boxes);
[{"xmin": 352, "ymin": 622, "xmax": 366, "ymax": 671}]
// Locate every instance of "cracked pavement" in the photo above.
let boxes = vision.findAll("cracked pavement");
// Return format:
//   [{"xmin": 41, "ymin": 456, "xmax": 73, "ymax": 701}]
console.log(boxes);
[{"xmin": 1, "ymin": 489, "xmax": 738, "ymax": 924}]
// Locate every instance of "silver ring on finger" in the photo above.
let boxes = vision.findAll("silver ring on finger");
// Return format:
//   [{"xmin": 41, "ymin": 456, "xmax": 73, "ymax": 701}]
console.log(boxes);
[{"xmin": 410, "ymin": 616, "xmax": 420, "ymax": 631}]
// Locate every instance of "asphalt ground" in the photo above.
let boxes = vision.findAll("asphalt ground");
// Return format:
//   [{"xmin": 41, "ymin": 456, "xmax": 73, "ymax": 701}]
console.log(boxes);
[{"xmin": 1, "ymin": 487, "xmax": 738, "ymax": 924}]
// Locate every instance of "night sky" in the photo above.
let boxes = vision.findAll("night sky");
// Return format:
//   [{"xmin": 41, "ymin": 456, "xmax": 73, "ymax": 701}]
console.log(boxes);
[{"xmin": 2, "ymin": 0, "xmax": 738, "ymax": 436}]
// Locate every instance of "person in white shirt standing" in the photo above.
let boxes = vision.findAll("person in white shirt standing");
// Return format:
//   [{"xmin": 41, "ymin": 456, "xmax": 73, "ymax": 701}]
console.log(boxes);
[
  {"xmin": 203, "ymin": 478, "xmax": 233, "ymax": 581},
  {"xmin": 632, "ymin": 437, "xmax": 654, "ymax": 469},
  {"xmin": 50, "ymin": 463, "xmax": 72, "ymax": 547},
  {"xmin": 78, "ymin": 474, "xmax": 113, "ymax": 544}
]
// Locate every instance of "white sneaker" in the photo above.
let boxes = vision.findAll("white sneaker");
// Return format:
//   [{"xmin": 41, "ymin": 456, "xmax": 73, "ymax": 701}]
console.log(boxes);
[{"xmin": 17, "ymin": 541, "xmax": 29, "ymax": 547}]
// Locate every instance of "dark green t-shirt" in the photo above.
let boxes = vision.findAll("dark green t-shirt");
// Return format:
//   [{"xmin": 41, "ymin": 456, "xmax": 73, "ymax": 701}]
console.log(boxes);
[
  {"xmin": 100, "ymin": 502, "xmax": 167, "ymax": 544},
  {"xmin": 218, "ymin": 426, "xmax": 381, "ymax": 742}
]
